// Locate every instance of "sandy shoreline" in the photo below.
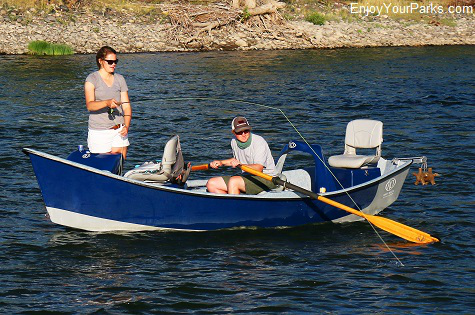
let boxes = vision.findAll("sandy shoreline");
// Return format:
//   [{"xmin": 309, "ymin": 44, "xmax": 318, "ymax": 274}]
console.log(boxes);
[{"xmin": 1, "ymin": 4, "xmax": 474, "ymax": 54}]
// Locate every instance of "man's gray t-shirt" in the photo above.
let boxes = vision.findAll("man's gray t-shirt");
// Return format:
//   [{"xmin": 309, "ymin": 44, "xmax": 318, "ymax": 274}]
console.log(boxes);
[
  {"xmin": 231, "ymin": 133, "xmax": 276, "ymax": 175},
  {"xmin": 86, "ymin": 71, "xmax": 128, "ymax": 130}
]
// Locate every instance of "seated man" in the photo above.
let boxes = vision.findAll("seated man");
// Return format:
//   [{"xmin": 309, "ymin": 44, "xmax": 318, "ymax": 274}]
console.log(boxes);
[{"xmin": 206, "ymin": 116, "xmax": 277, "ymax": 195}]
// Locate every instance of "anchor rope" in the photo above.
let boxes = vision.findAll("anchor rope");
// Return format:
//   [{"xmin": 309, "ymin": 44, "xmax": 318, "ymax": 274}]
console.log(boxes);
[{"xmin": 159, "ymin": 97, "xmax": 404, "ymax": 266}]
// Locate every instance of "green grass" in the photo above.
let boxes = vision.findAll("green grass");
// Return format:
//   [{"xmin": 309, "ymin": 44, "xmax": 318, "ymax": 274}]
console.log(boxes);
[
  {"xmin": 241, "ymin": 7, "xmax": 251, "ymax": 22},
  {"xmin": 305, "ymin": 11, "xmax": 326, "ymax": 25},
  {"xmin": 27, "ymin": 40, "xmax": 74, "ymax": 55}
]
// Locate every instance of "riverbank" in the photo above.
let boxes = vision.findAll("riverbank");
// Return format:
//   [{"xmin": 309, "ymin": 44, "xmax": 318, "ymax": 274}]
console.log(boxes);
[{"xmin": 0, "ymin": 2, "xmax": 474, "ymax": 54}]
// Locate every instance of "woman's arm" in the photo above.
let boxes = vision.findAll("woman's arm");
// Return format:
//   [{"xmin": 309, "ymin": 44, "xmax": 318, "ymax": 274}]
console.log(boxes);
[
  {"xmin": 84, "ymin": 81, "xmax": 119, "ymax": 111},
  {"xmin": 120, "ymin": 91, "xmax": 131, "ymax": 136}
]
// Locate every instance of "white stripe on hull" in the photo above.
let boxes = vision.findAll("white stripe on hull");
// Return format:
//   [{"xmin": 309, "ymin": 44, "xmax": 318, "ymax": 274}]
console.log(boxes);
[{"xmin": 46, "ymin": 207, "xmax": 198, "ymax": 232}]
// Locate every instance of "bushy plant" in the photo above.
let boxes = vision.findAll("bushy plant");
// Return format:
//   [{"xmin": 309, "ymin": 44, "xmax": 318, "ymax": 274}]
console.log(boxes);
[
  {"xmin": 305, "ymin": 11, "xmax": 326, "ymax": 25},
  {"xmin": 27, "ymin": 40, "xmax": 74, "ymax": 55},
  {"xmin": 241, "ymin": 7, "xmax": 251, "ymax": 21}
]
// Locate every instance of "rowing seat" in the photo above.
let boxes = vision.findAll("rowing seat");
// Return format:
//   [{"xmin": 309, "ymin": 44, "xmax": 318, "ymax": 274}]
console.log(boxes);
[
  {"xmin": 124, "ymin": 135, "xmax": 190, "ymax": 184},
  {"xmin": 328, "ymin": 119, "xmax": 383, "ymax": 169}
]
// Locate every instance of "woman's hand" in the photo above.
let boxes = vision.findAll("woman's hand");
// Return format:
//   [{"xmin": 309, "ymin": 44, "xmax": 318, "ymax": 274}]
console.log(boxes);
[
  {"xmin": 106, "ymin": 99, "xmax": 120, "ymax": 109},
  {"xmin": 119, "ymin": 125, "xmax": 128, "ymax": 137}
]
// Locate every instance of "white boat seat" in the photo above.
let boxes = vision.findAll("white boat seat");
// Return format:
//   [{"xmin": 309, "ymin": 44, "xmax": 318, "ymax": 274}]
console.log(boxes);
[
  {"xmin": 124, "ymin": 135, "xmax": 184, "ymax": 183},
  {"xmin": 328, "ymin": 119, "xmax": 383, "ymax": 169}
]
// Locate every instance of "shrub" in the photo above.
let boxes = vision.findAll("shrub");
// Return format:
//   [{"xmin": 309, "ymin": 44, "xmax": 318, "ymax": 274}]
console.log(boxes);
[
  {"xmin": 241, "ymin": 7, "xmax": 251, "ymax": 22},
  {"xmin": 305, "ymin": 12, "xmax": 326, "ymax": 25},
  {"xmin": 27, "ymin": 40, "xmax": 74, "ymax": 55}
]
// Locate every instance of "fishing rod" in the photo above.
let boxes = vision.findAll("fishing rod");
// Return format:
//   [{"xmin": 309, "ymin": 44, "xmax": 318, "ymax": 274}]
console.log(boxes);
[{"xmin": 109, "ymin": 100, "xmax": 131, "ymax": 174}]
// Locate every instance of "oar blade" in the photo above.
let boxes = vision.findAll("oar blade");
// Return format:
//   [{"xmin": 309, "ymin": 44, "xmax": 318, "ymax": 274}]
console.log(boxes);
[
  {"xmin": 240, "ymin": 164, "xmax": 439, "ymax": 244},
  {"xmin": 366, "ymin": 215, "xmax": 439, "ymax": 244}
]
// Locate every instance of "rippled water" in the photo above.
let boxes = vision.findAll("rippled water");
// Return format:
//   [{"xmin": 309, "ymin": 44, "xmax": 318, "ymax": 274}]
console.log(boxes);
[{"xmin": 1, "ymin": 46, "xmax": 474, "ymax": 313}]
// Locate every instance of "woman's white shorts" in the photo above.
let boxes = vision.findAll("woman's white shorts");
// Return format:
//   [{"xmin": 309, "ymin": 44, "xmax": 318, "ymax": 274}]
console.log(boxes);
[{"xmin": 87, "ymin": 126, "xmax": 130, "ymax": 153}]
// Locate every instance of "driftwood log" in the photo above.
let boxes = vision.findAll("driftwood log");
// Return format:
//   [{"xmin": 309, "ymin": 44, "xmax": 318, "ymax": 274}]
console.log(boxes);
[
  {"xmin": 248, "ymin": 1, "xmax": 286, "ymax": 15},
  {"xmin": 233, "ymin": 0, "xmax": 286, "ymax": 15},
  {"xmin": 163, "ymin": 0, "xmax": 287, "ymax": 48}
]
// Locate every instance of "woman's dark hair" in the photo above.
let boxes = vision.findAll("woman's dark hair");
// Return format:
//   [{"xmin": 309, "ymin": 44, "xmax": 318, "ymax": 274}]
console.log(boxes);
[{"xmin": 95, "ymin": 46, "xmax": 117, "ymax": 69}]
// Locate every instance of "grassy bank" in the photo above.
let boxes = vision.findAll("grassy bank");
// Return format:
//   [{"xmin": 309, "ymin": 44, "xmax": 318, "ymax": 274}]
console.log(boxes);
[{"xmin": 27, "ymin": 40, "xmax": 73, "ymax": 55}]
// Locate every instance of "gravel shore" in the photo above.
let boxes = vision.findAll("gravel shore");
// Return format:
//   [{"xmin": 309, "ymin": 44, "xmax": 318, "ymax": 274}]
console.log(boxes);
[{"xmin": 1, "ymin": 4, "xmax": 474, "ymax": 54}]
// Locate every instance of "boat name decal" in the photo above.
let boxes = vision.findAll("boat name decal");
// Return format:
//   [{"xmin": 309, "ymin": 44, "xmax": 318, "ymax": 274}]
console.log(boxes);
[
  {"xmin": 385, "ymin": 178, "xmax": 397, "ymax": 191},
  {"xmin": 289, "ymin": 141, "xmax": 296, "ymax": 149},
  {"xmin": 82, "ymin": 153, "xmax": 91, "ymax": 159}
]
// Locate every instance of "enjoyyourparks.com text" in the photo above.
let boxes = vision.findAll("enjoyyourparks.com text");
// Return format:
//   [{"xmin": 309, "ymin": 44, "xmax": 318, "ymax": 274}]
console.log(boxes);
[{"xmin": 350, "ymin": 2, "xmax": 474, "ymax": 17}]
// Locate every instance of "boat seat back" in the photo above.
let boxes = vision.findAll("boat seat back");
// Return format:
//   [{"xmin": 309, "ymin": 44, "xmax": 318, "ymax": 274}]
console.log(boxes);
[
  {"xmin": 124, "ymin": 135, "xmax": 190, "ymax": 184},
  {"xmin": 328, "ymin": 119, "xmax": 383, "ymax": 169},
  {"xmin": 161, "ymin": 135, "xmax": 179, "ymax": 174}
]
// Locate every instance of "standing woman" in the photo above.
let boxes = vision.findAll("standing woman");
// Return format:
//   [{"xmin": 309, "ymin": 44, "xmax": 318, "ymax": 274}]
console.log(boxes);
[{"xmin": 85, "ymin": 46, "xmax": 131, "ymax": 159}]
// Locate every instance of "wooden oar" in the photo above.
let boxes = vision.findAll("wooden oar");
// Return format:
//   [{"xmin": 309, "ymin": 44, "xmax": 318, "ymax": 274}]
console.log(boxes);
[
  {"xmin": 191, "ymin": 164, "xmax": 210, "ymax": 171},
  {"xmin": 240, "ymin": 165, "xmax": 439, "ymax": 244}
]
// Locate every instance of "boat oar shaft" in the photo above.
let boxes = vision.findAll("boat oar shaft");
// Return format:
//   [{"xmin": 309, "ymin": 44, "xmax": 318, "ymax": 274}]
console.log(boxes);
[
  {"xmin": 191, "ymin": 164, "xmax": 210, "ymax": 171},
  {"xmin": 240, "ymin": 165, "xmax": 439, "ymax": 244}
]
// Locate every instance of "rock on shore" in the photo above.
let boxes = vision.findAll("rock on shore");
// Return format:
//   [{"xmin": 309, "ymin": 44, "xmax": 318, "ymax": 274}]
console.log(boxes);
[{"xmin": 0, "ymin": 4, "xmax": 474, "ymax": 54}]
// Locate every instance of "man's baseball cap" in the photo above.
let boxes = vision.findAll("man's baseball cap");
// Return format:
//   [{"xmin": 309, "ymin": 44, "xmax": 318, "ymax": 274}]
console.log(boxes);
[{"xmin": 231, "ymin": 116, "xmax": 252, "ymax": 133}]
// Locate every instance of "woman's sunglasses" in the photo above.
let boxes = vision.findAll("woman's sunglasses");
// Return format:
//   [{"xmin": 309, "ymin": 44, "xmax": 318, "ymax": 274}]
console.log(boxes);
[{"xmin": 104, "ymin": 59, "xmax": 119, "ymax": 65}]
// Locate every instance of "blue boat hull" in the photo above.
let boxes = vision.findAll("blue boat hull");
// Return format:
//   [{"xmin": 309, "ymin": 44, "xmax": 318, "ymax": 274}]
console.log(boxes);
[{"xmin": 24, "ymin": 148, "xmax": 412, "ymax": 232}]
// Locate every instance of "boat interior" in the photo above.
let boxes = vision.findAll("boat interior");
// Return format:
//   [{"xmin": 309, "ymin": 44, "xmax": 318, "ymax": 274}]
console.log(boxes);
[{"xmin": 68, "ymin": 119, "xmax": 404, "ymax": 195}]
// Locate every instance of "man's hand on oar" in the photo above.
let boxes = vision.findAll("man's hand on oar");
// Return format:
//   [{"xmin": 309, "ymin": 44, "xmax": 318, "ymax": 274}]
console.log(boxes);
[{"xmin": 239, "ymin": 165, "xmax": 439, "ymax": 244}]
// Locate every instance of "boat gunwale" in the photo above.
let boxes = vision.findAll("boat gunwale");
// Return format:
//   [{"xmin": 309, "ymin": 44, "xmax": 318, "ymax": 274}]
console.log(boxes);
[{"xmin": 23, "ymin": 147, "xmax": 413, "ymax": 201}]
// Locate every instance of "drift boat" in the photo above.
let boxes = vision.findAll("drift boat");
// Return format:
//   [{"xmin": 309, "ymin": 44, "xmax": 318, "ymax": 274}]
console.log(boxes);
[{"xmin": 24, "ymin": 119, "xmax": 422, "ymax": 232}]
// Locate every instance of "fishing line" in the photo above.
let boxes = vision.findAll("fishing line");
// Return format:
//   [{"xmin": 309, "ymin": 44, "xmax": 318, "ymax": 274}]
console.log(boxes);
[{"xmin": 160, "ymin": 97, "xmax": 404, "ymax": 266}]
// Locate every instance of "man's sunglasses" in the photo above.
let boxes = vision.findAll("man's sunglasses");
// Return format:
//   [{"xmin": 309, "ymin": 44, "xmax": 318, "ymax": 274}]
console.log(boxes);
[
  {"xmin": 235, "ymin": 130, "xmax": 250, "ymax": 135},
  {"xmin": 104, "ymin": 59, "xmax": 119, "ymax": 65}
]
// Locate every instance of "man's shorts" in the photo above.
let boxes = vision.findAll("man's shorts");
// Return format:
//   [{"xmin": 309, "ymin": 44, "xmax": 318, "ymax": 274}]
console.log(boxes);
[
  {"xmin": 87, "ymin": 126, "xmax": 129, "ymax": 153},
  {"xmin": 222, "ymin": 174, "xmax": 277, "ymax": 195}
]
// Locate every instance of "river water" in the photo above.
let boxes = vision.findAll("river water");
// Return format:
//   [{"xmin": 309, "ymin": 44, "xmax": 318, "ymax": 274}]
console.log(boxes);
[{"xmin": 1, "ymin": 46, "xmax": 474, "ymax": 313}]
